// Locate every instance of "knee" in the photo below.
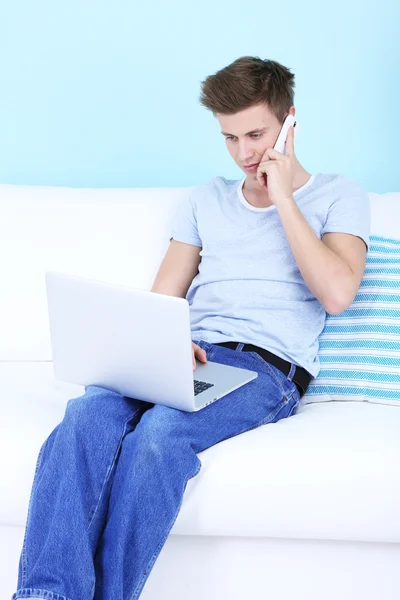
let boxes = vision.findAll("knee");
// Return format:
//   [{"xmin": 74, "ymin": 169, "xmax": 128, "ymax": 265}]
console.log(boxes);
[
  {"xmin": 64, "ymin": 385, "xmax": 123, "ymax": 428},
  {"xmin": 136, "ymin": 405, "xmax": 183, "ymax": 452},
  {"xmin": 131, "ymin": 406, "xmax": 200, "ymax": 476}
]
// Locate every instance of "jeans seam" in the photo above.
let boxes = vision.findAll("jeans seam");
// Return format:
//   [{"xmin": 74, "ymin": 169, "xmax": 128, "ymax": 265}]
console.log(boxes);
[
  {"xmin": 128, "ymin": 393, "xmax": 288, "ymax": 599},
  {"xmin": 212, "ymin": 394, "xmax": 290, "ymax": 443},
  {"xmin": 202, "ymin": 342, "xmax": 217, "ymax": 361},
  {"xmin": 290, "ymin": 380, "xmax": 303, "ymax": 400},
  {"xmin": 258, "ymin": 394, "xmax": 291, "ymax": 425},
  {"xmin": 87, "ymin": 407, "xmax": 143, "ymax": 531},
  {"xmin": 287, "ymin": 395, "xmax": 300, "ymax": 417},
  {"xmin": 129, "ymin": 458, "xmax": 202, "ymax": 600},
  {"xmin": 12, "ymin": 588, "xmax": 72, "ymax": 600},
  {"xmin": 21, "ymin": 439, "xmax": 48, "ymax": 587},
  {"xmin": 20, "ymin": 404, "xmax": 142, "ymax": 594},
  {"xmin": 247, "ymin": 351, "xmax": 288, "ymax": 397}
]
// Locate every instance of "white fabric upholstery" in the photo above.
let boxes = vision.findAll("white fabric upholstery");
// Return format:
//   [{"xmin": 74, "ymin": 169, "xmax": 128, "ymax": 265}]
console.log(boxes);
[
  {"xmin": 1, "ymin": 361, "xmax": 400, "ymax": 544},
  {"xmin": 0, "ymin": 184, "xmax": 191, "ymax": 361},
  {"xmin": 3, "ymin": 525, "xmax": 399, "ymax": 600},
  {"xmin": 1, "ymin": 183, "xmax": 399, "ymax": 599}
]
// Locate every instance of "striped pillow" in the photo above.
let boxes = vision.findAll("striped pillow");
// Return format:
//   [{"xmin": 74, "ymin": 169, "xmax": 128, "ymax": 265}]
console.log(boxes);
[{"xmin": 303, "ymin": 235, "xmax": 400, "ymax": 406}]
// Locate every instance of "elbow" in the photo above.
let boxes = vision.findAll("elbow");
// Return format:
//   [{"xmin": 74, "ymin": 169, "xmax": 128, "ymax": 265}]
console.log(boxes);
[
  {"xmin": 323, "ymin": 270, "xmax": 359, "ymax": 316},
  {"xmin": 325, "ymin": 302, "xmax": 346, "ymax": 316},
  {"xmin": 324, "ymin": 292, "xmax": 354, "ymax": 316}
]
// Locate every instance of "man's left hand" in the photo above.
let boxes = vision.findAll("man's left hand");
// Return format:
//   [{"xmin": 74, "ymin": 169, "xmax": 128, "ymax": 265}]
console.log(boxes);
[{"xmin": 256, "ymin": 125, "xmax": 295, "ymax": 208}]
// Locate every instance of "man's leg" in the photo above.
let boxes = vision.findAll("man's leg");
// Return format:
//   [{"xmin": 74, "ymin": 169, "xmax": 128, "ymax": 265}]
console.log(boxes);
[
  {"xmin": 92, "ymin": 340, "xmax": 300, "ymax": 600},
  {"xmin": 12, "ymin": 385, "xmax": 153, "ymax": 600}
]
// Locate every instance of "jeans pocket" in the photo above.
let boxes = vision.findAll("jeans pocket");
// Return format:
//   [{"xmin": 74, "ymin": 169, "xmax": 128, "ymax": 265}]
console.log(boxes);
[
  {"xmin": 247, "ymin": 351, "xmax": 287, "ymax": 389},
  {"xmin": 248, "ymin": 351, "xmax": 303, "ymax": 398}
]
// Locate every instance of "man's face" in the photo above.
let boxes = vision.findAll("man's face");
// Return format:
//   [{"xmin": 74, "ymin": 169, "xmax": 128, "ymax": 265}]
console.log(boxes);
[{"xmin": 217, "ymin": 102, "xmax": 293, "ymax": 179}]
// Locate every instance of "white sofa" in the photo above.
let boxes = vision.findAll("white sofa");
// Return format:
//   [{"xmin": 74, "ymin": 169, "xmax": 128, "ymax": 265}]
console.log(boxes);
[{"xmin": 1, "ymin": 182, "xmax": 399, "ymax": 600}]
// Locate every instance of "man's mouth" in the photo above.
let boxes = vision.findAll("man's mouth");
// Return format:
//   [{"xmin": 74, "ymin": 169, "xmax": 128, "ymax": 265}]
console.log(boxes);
[{"xmin": 243, "ymin": 163, "xmax": 260, "ymax": 172}]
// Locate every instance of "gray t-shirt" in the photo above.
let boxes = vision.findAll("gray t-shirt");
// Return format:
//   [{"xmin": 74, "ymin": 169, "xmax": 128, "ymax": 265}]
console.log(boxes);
[{"xmin": 170, "ymin": 172, "xmax": 371, "ymax": 378}]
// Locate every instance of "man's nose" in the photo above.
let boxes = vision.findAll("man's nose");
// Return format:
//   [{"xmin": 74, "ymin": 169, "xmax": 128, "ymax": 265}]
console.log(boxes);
[{"xmin": 237, "ymin": 141, "xmax": 255, "ymax": 162}]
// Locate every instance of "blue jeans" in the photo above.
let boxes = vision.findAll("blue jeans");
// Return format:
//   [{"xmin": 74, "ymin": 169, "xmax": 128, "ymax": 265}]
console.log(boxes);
[{"xmin": 12, "ymin": 340, "xmax": 301, "ymax": 600}]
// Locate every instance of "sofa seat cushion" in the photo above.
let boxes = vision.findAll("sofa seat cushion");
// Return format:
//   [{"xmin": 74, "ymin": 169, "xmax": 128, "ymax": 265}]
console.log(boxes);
[{"xmin": 1, "ymin": 362, "xmax": 399, "ymax": 544}]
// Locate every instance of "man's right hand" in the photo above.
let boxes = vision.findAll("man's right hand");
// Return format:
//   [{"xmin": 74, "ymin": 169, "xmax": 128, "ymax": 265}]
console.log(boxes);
[{"xmin": 192, "ymin": 342, "xmax": 207, "ymax": 371}]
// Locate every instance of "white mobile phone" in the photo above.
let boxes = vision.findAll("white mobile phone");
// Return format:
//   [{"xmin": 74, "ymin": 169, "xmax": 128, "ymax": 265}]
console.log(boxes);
[{"xmin": 273, "ymin": 114, "xmax": 299, "ymax": 154}]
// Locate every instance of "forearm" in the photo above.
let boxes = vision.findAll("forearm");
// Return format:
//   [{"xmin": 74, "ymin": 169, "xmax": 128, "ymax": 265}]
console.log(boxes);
[{"xmin": 276, "ymin": 196, "xmax": 353, "ymax": 314}]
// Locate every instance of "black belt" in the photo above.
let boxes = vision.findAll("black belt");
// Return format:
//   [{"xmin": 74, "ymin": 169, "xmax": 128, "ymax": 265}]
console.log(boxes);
[{"xmin": 213, "ymin": 341, "xmax": 311, "ymax": 398}]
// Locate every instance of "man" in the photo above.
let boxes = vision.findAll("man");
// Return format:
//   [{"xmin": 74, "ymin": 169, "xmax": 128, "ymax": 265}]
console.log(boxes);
[
  {"xmin": 155, "ymin": 57, "xmax": 369, "ymax": 383},
  {"xmin": 12, "ymin": 57, "xmax": 370, "ymax": 600}
]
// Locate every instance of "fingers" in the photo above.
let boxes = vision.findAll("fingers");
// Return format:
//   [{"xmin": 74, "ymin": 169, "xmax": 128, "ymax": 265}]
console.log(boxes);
[{"xmin": 192, "ymin": 345, "xmax": 207, "ymax": 371}]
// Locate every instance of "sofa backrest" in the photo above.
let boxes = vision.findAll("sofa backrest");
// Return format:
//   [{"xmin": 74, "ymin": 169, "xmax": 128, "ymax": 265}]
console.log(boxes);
[
  {"xmin": 1, "ymin": 184, "xmax": 193, "ymax": 360},
  {"xmin": 1, "ymin": 184, "xmax": 399, "ymax": 361}
]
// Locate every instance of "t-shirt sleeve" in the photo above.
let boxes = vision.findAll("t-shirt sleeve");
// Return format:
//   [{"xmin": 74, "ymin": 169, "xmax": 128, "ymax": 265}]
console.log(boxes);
[
  {"xmin": 169, "ymin": 190, "xmax": 202, "ymax": 247},
  {"xmin": 320, "ymin": 178, "xmax": 371, "ymax": 252}
]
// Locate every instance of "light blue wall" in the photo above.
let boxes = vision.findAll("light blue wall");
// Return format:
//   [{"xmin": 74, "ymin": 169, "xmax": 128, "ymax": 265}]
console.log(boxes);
[{"xmin": 0, "ymin": 0, "xmax": 398, "ymax": 192}]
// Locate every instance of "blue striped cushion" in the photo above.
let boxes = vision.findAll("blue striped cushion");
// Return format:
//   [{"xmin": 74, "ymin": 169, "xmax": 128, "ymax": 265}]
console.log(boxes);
[{"xmin": 303, "ymin": 235, "xmax": 400, "ymax": 406}]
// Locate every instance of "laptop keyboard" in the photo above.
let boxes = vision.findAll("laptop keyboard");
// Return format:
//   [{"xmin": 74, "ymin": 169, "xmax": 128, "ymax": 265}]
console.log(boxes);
[{"xmin": 193, "ymin": 379, "xmax": 214, "ymax": 395}]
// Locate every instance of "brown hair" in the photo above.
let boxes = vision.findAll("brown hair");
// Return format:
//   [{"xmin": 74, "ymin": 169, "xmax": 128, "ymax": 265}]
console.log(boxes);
[{"xmin": 199, "ymin": 56, "xmax": 295, "ymax": 124}]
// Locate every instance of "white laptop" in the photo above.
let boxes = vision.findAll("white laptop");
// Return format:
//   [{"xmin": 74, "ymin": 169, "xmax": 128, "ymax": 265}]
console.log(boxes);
[{"xmin": 45, "ymin": 271, "xmax": 258, "ymax": 412}]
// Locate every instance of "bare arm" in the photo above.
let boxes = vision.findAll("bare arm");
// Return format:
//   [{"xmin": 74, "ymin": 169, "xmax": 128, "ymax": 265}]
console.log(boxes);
[
  {"xmin": 151, "ymin": 239, "xmax": 206, "ymax": 370},
  {"xmin": 151, "ymin": 238, "xmax": 202, "ymax": 298}
]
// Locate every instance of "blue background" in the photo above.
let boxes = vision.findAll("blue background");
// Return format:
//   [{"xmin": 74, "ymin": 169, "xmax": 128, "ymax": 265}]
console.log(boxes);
[{"xmin": 0, "ymin": 0, "xmax": 398, "ymax": 192}]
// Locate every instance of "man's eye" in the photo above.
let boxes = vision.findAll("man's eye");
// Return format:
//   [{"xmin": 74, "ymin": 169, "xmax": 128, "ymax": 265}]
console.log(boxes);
[{"xmin": 226, "ymin": 133, "xmax": 261, "ymax": 141}]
